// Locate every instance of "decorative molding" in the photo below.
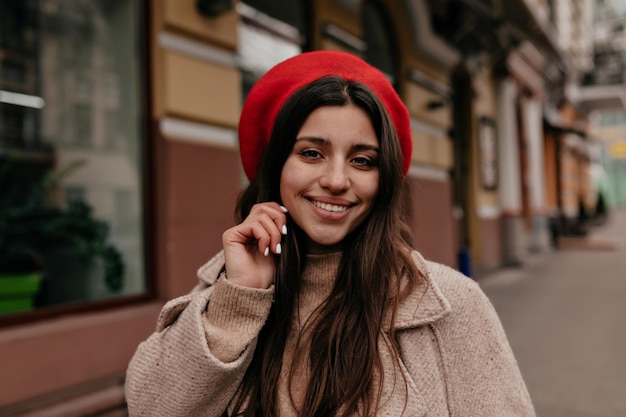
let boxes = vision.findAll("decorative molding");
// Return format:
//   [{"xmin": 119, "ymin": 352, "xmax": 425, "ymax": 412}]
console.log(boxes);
[
  {"xmin": 405, "ymin": 0, "xmax": 460, "ymax": 68},
  {"xmin": 160, "ymin": 117, "xmax": 238, "ymax": 149},
  {"xmin": 333, "ymin": 0, "xmax": 362, "ymax": 14},
  {"xmin": 158, "ymin": 32, "xmax": 238, "ymax": 68},
  {"xmin": 237, "ymin": 2, "xmax": 303, "ymax": 44},
  {"xmin": 506, "ymin": 50, "xmax": 544, "ymax": 96},
  {"xmin": 410, "ymin": 117, "xmax": 449, "ymax": 139},
  {"xmin": 407, "ymin": 68, "xmax": 451, "ymax": 98},
  {"xmin": 0, "ymin": 90, "xmax": 45, "ymax": 109},
  {"xmin": 321, "ymin": 23, "xmax": 367, "ymax": 53}
]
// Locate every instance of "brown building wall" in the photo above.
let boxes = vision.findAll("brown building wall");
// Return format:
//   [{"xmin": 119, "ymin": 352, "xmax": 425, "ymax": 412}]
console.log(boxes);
[
  {"xmin": 476, "ymin": 218, "xmax": 503, "ymax": 272},
  {"xmin": 165, "ymin": 141, "xmax": 241, "ymax": 299},
  {"xmin": 407, "ymin": 177, "xmax": 457, "ymax": 267}
]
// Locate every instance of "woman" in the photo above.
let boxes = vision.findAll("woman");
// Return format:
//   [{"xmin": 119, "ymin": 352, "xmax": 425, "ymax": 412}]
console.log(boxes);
[{"xmin": 125, "ymin": 51, "xmax": 535, "ymax": 417}]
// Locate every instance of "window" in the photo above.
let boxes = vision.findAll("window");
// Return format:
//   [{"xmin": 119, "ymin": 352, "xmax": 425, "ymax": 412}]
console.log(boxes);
[
  {"xmin": 363, "ymin": 1, "xmax": 397, "ymax": 82},
  {"xmin": 0, "ymin": 0, "xmax": 146, "ymax": 316},
  {"xmin": 74, "ymin": 103, "xmax": 92, "ymax": 146},
  {"xmin": 237, "ymin": 1, "xmax": 306, "ymax": 98}
]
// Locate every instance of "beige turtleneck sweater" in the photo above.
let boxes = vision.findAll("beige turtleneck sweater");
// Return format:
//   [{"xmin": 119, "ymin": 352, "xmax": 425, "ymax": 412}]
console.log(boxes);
[{"xmin": 203, "ymin": 252, "xmax": 342, "ymax": 415}]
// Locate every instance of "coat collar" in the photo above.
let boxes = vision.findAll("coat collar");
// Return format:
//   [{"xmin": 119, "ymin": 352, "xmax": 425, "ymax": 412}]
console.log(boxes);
[
  {"xmin": 377, "ymin": 251, "xmax": 451, "ymax": 417},
  {"xmin": 391, "ymin": 250, "xmax": 452, "ymax": 330}
]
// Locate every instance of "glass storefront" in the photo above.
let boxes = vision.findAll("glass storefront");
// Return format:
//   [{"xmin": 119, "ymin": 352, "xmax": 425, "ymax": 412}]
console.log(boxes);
[{"xmin": 0, "ymin": 0, "xmax": 146, "ymax": 315}]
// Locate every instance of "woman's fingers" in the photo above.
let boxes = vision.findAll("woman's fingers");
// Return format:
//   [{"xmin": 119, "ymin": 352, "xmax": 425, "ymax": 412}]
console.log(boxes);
[
  {"xmin": 221, "ymin": 202, "xmax": 288, "ymax": 288},
  {"xmin": 249, "ymin": 216, "xmax": 282, "ymax": 256},
  {"xmin": 245, "ymin": 203, "xmax": 288, "ymax": 254}
]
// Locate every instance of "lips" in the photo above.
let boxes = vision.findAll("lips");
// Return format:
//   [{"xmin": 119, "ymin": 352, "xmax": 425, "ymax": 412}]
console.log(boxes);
[{"xmin": 309, "ymin": 198, "xmax": 352, "ymax": 213}]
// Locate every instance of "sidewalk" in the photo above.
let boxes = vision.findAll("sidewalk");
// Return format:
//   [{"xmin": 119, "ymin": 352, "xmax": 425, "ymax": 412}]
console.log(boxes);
[{"xmin": 479, "ymin": 208, "xmax": 626, "ymax": 417}]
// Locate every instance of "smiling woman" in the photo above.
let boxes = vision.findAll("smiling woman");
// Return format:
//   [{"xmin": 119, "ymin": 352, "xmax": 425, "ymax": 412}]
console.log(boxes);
[
  {"xmin": 125, "ymin": 51, "xmax": 536, "ymax": 417},
  {"xmin": 280, "ymin": 102, "xmax": 380, "ymax": 253}
]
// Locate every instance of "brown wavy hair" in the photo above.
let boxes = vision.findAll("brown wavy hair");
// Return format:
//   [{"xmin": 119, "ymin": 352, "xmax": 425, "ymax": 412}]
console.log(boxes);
[{"xmin": 232, "ymin": 76, "xmax": 421, "ymax": 417}]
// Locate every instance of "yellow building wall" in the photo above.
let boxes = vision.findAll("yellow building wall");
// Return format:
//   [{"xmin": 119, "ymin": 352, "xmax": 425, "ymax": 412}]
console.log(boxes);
[
  {"xmin": 163, "ymin": 51, "xmax": 241, "ymax": 127},
  {"xmin": 154, "ymin": 0, "xmax": 241, "ymax": 125},
  {"xmin": 316, "ymin": 0, "xmax": 362, "ymax": 40},
  {"xmin": 468, "ymin": 63, "xmax": 501, "ymax": 268},
  {"xmin": 164, "ymin": 0, "xmax": 238, "ymax": 49}
]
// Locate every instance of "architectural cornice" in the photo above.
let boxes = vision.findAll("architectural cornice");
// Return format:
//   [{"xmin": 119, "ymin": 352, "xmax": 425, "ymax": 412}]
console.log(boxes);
[{"xmin": 404, "ymin": 0, "xmax": 460, "ymax": 69}]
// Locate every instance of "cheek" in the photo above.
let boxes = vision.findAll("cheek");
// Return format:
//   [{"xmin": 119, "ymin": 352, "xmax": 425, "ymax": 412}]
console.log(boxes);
[
  {"xmin": 362, "ymin": 174, "xmax": 380, "ymax": 203},
  {"xmin": 279, "ymin": 158, "xmax": 299, "ymax": 202}
]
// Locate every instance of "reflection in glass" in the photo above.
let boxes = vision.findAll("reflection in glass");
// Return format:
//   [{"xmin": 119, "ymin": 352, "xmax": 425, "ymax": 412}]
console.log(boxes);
[{"xmin": 0, "ymin": 0, "xmax": 145, "ymax": 314}]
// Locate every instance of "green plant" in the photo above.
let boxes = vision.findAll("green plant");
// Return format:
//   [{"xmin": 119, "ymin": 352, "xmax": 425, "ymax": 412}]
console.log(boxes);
[
  {"xmin": 0, "ymin": 201, "xmax": 125, "ymax": 293},
  {"xmin": 0, "ymin": 152, "xmax": 125, "ymax": 295},
  {"xmin": 0, "ymin": 244, "xmax": 43, "ymax": 275}
]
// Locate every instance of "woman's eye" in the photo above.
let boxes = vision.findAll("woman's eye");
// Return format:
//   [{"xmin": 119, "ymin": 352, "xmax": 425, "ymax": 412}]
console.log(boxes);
[
  {"xmin": 352, "ymin": 156, "xmax": 374, "ymax": 167},
  {"xmin": 300, "ymin": 149, "xmax": 322, "ymax": 159}
]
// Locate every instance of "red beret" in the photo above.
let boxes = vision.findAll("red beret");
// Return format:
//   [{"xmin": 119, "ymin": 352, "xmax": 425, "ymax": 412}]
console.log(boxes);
[{"xmin": 238, "ymin": 50, "xmax": 413, "ymax": 181}]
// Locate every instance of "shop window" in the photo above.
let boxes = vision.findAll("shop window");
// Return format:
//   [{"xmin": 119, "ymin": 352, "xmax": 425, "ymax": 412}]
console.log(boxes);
[
  {"xmin": 74, "ymin": 103, "xmax": 92, "ymax": 146},
  {"xmin": 1, "ymin": 59, "xmax": 27, "ymax": 85},
  {"xmin": 363, "ymin": 1, "xmax": 397, "ymax": 82},
  {"xmin": 0, "ymin": 0, "xmax": 146, "ymax": 317},
  {"xmin": 75, "ymin": 75, "xmax": 93, "ymax": 97},
  {"xmin": 237, "ymin": 1, "xmax": 306, "ymax": 98}
]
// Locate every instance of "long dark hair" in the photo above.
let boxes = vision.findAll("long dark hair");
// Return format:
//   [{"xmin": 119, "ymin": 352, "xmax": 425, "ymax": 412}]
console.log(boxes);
[{"xmin": 232, "ymin": 76, "xmax": 420, "ymax": 417}]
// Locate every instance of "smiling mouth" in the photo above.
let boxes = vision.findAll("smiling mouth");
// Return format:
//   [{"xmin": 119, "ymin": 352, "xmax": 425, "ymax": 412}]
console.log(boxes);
[{"xmin": 311, "ymin": 200, "xmax": 351, "ymax": 213}]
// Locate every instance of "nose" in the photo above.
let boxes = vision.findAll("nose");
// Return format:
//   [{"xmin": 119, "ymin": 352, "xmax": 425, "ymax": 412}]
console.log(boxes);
[{"xmin": 319, "ymin": 161, "xmax": 350, "ymax": 193}]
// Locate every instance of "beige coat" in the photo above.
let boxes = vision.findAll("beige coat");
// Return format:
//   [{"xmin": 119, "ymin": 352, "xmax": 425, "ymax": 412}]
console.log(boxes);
[{"xmin": 125, "ymin": 251, "xmax": 536, "ymax": 416}]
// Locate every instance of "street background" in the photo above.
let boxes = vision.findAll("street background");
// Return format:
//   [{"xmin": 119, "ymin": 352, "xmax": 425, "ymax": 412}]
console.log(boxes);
[
  {"xmin": 2, "ymin": 0, "xmax": 626, "ymax": 415},
  {"xmin": 481, "ymin": 208, "xmax": 626, "ymax": 417}
]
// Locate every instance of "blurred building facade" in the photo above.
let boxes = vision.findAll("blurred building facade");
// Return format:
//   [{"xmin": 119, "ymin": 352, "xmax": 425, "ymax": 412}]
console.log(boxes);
[
  {"xmin": 0, "ymin": 0, "xmax": 625, "ymax": 415},
  {"xmin": 585, "ymin": 0, "xmax": 626, "ymax": 209}
]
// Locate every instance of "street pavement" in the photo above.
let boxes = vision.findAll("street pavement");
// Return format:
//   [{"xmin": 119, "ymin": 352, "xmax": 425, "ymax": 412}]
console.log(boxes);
[{"xmin": 479, "ymin": 208, "xmax": 626, "ymax": 417}]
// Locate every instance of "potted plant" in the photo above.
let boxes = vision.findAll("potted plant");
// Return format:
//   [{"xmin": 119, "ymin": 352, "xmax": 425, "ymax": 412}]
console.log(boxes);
[
  {"xmin": 0, "ymin": 150, "xmax": 125, "ymax": 311},
  {"xmin": 0, "ymin": 245, "xmax": 44, "ymax": 314},
  {"xmin": 0, "ymin": 202, "xmax": 125, "ymax": 307}
]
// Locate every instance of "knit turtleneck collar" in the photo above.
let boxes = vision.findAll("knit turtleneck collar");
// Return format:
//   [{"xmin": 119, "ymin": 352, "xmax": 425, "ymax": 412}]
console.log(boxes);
[{"xmin": 301, "ymin": 251, "xmax": 342, "ymax": 296}]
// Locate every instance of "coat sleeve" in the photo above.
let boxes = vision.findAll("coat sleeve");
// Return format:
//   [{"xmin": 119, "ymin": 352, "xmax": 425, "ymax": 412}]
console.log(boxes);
[
  {"xmin": 125, "ymin": 261, "xmax": 273, "ymax": 417},
  {"xmin": 432, "ymin": 266, "xmax": 536, "ymax": 417}
]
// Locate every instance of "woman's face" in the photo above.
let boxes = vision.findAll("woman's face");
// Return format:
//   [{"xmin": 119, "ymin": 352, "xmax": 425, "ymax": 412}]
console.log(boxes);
[{"xmin": 280, "ymin": 104, "xmax": 380, "ymax": 253}]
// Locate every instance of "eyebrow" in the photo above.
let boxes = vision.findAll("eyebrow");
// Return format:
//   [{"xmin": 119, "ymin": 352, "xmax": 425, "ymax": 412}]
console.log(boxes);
[{"xmin": 295, "ymin": 136, "xmax": 379, "ymax": 153}]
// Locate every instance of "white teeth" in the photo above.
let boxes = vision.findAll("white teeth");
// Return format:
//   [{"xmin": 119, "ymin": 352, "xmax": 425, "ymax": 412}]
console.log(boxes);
[{"xmin": 312, "ymin": 200, "xmax": 349, "ymax": 212}]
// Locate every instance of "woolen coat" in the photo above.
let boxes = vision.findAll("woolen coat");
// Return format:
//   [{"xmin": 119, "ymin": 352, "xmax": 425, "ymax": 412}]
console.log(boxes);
[{"xmin": 125, "ymin": 250, "xmax": 536, "ymax": 416}]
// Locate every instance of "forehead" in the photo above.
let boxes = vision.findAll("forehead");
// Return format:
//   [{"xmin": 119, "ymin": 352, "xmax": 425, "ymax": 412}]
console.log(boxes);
[{"xmin": 297, "ymin": 104, "xmax": 378, "ymax": 145}]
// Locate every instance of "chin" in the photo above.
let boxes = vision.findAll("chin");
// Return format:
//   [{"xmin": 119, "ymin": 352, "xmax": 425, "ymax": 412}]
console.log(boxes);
[{"xmin": 306, "ymin": 237, "xmax": 345, "ymax": 253}]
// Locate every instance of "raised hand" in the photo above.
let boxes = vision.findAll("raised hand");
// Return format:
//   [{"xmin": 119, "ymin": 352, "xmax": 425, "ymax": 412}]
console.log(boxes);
[{"xmin": 221, "ymin": 202, "xmax": 288, "ymax": 289}]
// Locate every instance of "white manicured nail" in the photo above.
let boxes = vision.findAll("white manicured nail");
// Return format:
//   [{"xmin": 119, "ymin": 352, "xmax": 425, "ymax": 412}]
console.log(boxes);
[
  {"xmin": 276, "ymin": 243, "xmax": 282, "ymax": 254},
  {"xmin": 264, "ymin": 247, "xmax": 269, "ymax": 257},
  {"xmin": 280, "ymin": 205, "xmax": 288, "ymax": 212},
  {"xmin": 281, "ymin": 225, "xmax": 287, "ymax": 235}
]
